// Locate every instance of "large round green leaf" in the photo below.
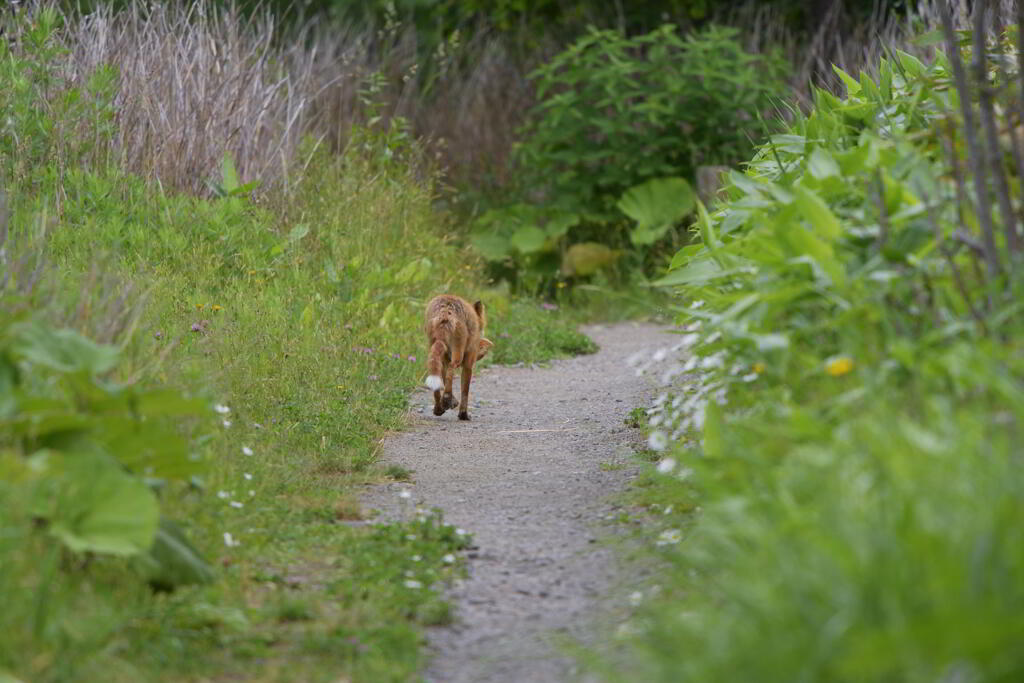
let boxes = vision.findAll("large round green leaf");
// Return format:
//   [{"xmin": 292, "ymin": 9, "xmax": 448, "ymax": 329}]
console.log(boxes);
[
  {"xmin": 618, "ymin": 177, "xmax": 696, "ymax": 246},
  {"xmin": 45, "ymin": 454, "xmax": 160, "ymax": 556},
  {"xmin": 510, "ymin": 225, "xmax": 549, "ymax": 254}
]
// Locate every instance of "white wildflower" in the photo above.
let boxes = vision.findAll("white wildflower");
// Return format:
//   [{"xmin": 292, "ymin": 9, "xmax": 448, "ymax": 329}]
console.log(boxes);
[
  {"xmin": 656, "ymin": 458, "xmax": 676, "ymax": 474},
  {"xmin": 615, "ymin": 621, "xmax": 641, "ymax": 640},
  {"xmin": 648, "ymin": 431, "xmax": 669, "ymax": 452},
  {"xmin": 214, "ymin": 404, "xmax": 230, "ymax": 414},
  {"xmin": 230, "ymin": 501, "xmax": 244, "ymax": 509},
  {"xmin": 243, "ymin": 472, "xmax": 253, "ymax": 480},
  {"xmin": 411, "ymin": 554, "xmax": 422, "ymax": 562},
  {"xmin": 692, "ymin": 405, "xmax": 706, "ymax": 431},
  {"xmin": 223, "ymin": 531, "xmax": 240, "ymax": 547},
  {"xmin": 629, "ymin": 591, "xmax": 643, "ymax": 607},
  {"xmin": 691, "ymin": 300, "xmax": 704, "ymax": 309},
  {"xmin": 442, "ymin": 553, "xmax": 456, "ymax": 564},
  {"xmin": 655, "ymin": 528, "xmax": 682, "ymax": 546},
  {"xmin": 248, "ymin": 489, "xmax": 256, "ymax": 497},
  {"xmin": 700, "ymin": 352, "xmax": 725, "ymax": 370},
  {"xmin": 217, "ymin": 490, "xmax": 229, "ymax": 499},
  {"xmin": 242, "ymin": 446, "xmax": 253, "ymax": 456},
  {"xmin": 661, "ymin": 365, "xmax": 683, "ymax": 385},
  {"xmin": 742, "ymin": 372, "xmax": 758, "ymax": 382},
  {"xmin": 663, "ymin": 505, "xmax": 674, "ymax": 515},
  {"xmin": 222, "ymin": 419, "xmax": 232, "ymax": 428},
  {"xmin": 455, "ymin": 527, "xmax": 468, "ymax": 537},
  {"xmin": 403, "ymin": 579, "xmax": 423, "ymax": 589}
]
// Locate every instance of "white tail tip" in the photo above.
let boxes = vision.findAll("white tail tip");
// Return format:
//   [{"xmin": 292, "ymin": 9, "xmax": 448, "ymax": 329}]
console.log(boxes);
[{"xmin": 425, "ymin": 375, "xmax": 443, "ymax": 391}]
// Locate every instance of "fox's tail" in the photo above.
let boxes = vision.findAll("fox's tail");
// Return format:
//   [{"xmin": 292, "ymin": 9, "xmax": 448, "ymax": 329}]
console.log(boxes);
[
  {"xmin": 425, "ymin": 339, "xmax": 446, "ymax": 391},
  {"xmin": 426, "ymin": 313, "xmax": 454, "ymax": 391}
]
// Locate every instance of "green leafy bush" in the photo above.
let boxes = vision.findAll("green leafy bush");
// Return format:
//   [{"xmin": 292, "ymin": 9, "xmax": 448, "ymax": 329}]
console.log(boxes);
[
  {"xmin": 472, "ymin": 24, "xmax": 785, "ymax": 291},
  {"xmin": 601, "ymin": 24, "xmax": 1024, "ymax": 683},
  {"xmin": 0, "ymin": 316, "xmax": 214, "ymax": 585}
]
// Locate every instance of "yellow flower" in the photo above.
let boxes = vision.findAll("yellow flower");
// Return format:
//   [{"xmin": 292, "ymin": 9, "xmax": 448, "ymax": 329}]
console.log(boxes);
[
  {"xmin": 195, "ymin": 303, "xmax": 204, "ymax": 310},
  {"xmin": 212, "ymin": 304, "xmax": 222, "ymax": 312},
  {"xmin": 557, "ymin": 281, "xmax": 567, "ymax": 289},
  {"xmin": 825, "ymin": 356, "xmax": 854, "ymax": 377},
  {"xmin": 753, "ymin": 362, "xmax": 765, "ymax": 374}
]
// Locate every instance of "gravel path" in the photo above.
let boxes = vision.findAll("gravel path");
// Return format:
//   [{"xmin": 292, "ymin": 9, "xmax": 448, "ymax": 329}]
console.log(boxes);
[{"xmin": 364, "ymin": 323, "xmax": 679, "ymax": 683}]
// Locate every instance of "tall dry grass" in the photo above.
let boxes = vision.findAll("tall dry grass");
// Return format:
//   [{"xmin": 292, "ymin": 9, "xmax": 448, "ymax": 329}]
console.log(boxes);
[
  {"xmin": 3, "ymin": 0, "xmax": 1011, "ymax": 198},
  {"xmin": 728, "ymin": 0, "xmax": 1013, "ymax": 107},
  {"xmin": 4, "ymin": 0, "xmax": 540, "ymax": 195}
]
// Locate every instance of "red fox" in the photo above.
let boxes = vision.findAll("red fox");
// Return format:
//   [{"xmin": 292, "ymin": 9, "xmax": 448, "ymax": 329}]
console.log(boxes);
[{"xmin": 424, "ymin": 295, "xmax": 493, "ymax": 420}]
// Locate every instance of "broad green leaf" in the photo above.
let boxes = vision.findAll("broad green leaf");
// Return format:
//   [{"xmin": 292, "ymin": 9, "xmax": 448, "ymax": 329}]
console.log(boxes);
[
  {"xmin": 793, "ymin": 185, "xmax": 841, "ymax": 241},
  {"xmin": 510, "ymin": 225, "xmax": 548, "ymax": 253},
  {"xmin": 48, "ymin": 456, "xmax": 160, "ymax": 556},
  {"xmin": 727, "ymin": 170, "xmax": 764, "ymax": 198},
  {"xmin": 10, "ymin": 322, "xmax": 119, "ymax": 375},
  {"xmin": 653, "ymin": 259, "xmax": 740, "ymax": 287},
  {"xmin": 471, "ymin": 233, "xmax": 512, "ymax": 261},
  {"xmin": 288, "ymin": 224, "xmax": 310, "ymax": 242},
  {"xmin": 808, "ymin": 148, "xmax": 840, "ymax": 180},
  {"xmin": 618, "ymin": 177, "xmax": 695, "ymax": 246},
  {"xmin": 695, "ymin": 199, "xmax": 720, "ymax": 253},
  {"xmin": 788, "ymin": 227, "xmax": 846, "ymax": 287},
  {"xmin": 545, "ymin": 212, "xmax": 580, "ymax": 238},
  {"xmin": 94, "ymin": 416, "xmax": 199, "ymax": 479},
  {"xmin": 561, "ymin": 242, "xmax": 620, "ymax": 276},
  {"xmin": 142, "ymin": 518, "xmax": 215, "ymax": 589},
  {"xmin": 832, "ymin": 65, "xmax": 861, "ymax": 96}
]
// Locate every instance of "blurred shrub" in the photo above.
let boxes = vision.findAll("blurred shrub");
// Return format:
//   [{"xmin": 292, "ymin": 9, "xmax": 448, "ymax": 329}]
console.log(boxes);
[{"xmin": 471, "ymin": 24, "xmax": 786, "ymax": 293}]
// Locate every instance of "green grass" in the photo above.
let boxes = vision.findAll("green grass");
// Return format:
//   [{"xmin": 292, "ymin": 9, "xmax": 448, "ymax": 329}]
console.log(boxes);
[{"xmin": 0, "ymin": 139, "xmax": 596, "ymax": 682}]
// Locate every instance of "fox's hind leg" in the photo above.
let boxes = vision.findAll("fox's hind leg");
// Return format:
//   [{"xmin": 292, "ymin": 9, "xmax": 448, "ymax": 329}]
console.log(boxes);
[
  {"xmin": 458, "ymin": 358, "xmax": 475, "ymax": 421},
  {"xmin": 434, "ymin": 352, "xmax": 454, "ymax": 415},
  {"xmin": 441, "ymin": 349, "xmax": 459, "ymax": 412}
]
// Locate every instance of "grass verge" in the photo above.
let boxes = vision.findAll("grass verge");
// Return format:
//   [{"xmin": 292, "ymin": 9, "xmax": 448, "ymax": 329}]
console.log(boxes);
[{"xmin": 1, "ymin": 143, "xmax": 594, "ymax": 683}]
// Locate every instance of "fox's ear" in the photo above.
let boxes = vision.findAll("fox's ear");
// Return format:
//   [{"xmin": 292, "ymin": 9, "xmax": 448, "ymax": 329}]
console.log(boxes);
[
  {"xmin": 473, "ymin": 300, "xmax": 484, "ymax": 315},
  {"xmin": 477, "ymin": 337, "xmax": 493, "ymax": 360}
]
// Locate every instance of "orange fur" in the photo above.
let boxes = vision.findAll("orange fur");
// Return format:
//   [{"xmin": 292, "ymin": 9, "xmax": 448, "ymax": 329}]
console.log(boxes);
[{"xmin": 424, "ymin": 295, "xmax": 493, "ymax": 420}]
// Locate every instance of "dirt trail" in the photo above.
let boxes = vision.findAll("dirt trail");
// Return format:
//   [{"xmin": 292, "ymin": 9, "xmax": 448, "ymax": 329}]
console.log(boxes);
[{"xmin": 364, "ymin": 323, "xmax": 679, "ymax": 683}]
